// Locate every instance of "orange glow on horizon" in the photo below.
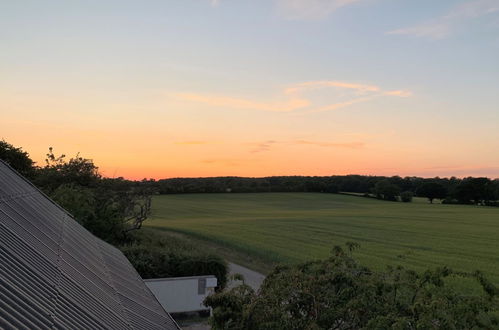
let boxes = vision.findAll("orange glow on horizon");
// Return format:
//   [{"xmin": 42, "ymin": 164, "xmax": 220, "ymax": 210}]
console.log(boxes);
[{"xmin": 2, "ymin": 1, "xmax": 499, "ymax": 181}]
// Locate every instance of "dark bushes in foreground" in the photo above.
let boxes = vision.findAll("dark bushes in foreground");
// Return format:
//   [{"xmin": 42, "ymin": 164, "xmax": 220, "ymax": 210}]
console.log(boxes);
[
  {"xmin": 120, "ymin": 231, "xmax": 228, "ymax": 289},
  {"xmin": 205, "ymin": 244, "xmax": 499, "ymax": 330}
]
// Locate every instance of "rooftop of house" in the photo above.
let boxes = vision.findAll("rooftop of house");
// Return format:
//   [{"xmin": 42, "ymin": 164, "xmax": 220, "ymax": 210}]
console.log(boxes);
[{"xmin": 0, "ymin": 160, "xmax": 179, "ymax": 329}]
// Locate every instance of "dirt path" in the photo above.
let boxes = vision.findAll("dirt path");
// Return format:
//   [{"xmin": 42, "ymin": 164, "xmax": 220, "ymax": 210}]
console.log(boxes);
[{"xmin": 228, "ymin": 262, "xmax": 266, "ymax": 291}]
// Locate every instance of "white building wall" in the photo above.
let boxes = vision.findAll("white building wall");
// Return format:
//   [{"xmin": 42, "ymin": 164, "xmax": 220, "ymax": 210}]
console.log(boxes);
[{"xmin": 145, "ymin": 275, "xmax": 217, "ymax": 314}]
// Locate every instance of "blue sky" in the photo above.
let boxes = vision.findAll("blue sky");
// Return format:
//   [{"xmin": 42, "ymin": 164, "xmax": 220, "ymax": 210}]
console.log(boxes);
[{"xmin": 1, "ymin": 0, "xmax": 498, "ymax": 178}]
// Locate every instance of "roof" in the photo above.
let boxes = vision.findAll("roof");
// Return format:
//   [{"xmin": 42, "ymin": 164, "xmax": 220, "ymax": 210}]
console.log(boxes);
[{"xmin": 0, "ymin": 160, "xmax": 179, "ymax": 329}]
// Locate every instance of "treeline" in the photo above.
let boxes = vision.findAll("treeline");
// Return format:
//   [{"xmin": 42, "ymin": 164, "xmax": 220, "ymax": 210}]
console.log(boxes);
[
  {"xmin": 147, "ymin": 175, "xmax": 499, "ymax": 206},
  {"xmin": 3, "ymin": 139, "xmax": 498, "ymax": 207}
]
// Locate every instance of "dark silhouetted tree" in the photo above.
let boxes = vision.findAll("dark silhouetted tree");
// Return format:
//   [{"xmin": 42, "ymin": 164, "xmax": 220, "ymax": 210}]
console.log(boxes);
[
  {"xmin": 416, "ymin": 181, "xmax": 447, "ymax": 203},
  {"xmin": 373, "ymin": 179, "xmax": 400, "ymax": 201},
  {"xmin": 0, "ymin": 140, "xmax": 36, "ymax": 178},
  {"xmin": 455, "ymin": 177, "xmax": 494, "ymax": 205}
]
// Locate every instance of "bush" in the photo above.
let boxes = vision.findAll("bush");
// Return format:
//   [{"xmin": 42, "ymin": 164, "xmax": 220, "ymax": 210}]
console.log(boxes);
[
  {"xmin": 400, "ymin": 191, "xmax": 413, "ymax": 202},
  {"xmin": 373, "ymin": 180, "xmax": 400, "ymax": 201},
  {"xmin": 442, "ymin": 197, "xmax": 459, "ymax": 204},
  {"xmin": 204, "ymin": 283, "xmax": 255, "ymax": 330},
  {"xmin": 120, "ymin": 231, "xmax": 228, "ymax": 289},
  {"xmin": 205, "ymin": 244, "xmax": 499, "ymax": 329},
  {"xmin": 0, "ymin": 140, "xmax": 36, "ymax": 179}
]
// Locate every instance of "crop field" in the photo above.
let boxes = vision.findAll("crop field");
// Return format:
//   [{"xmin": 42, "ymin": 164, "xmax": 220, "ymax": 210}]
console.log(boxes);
[{"xmin": 146, "ymin": 193, "xmax": 499, "ymax": 284}]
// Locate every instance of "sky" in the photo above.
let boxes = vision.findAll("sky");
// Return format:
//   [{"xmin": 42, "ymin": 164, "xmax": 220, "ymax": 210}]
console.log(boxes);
[{"xmin": 1, "ymin": 0, "xmax": 499, "ymax": 179}]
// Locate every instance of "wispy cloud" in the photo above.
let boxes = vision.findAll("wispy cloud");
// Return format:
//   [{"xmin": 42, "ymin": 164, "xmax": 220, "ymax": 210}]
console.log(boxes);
[
  {"xmin": 388, "ymin": 23, "xmax": 450, "ymax": 40},
  {"xmin": 300, "ymin": 97, "xmax": 373, "ymax": 114},
  {"xmin": 175, "ymin": 79, "xmax": 411, "ymax": 115},
  {"xmin": 249, "ymin": 140, "xmax": 279, "ymax": 153},
  {"xmin": 209, "ymin": 0, "xmax": 363, "ymax": 19},
  {"xmin": 285, "ymin": 80, "xmax": 380, "ymax": 94},
  {"xmin": 248, "ymin": 139, "xmax": 365, "ymax": 153},
  {"xmin": 174, "ymin": 140, "xmax": 207, "ymax": 145},
  {"xmin": 276, "ymin": 0, "xmax": 363, "ymax": 20},
  {"xmin": 201, "ymin": 158, "xmax": 242, "ymax": 167},
  {"xmin": 285, "ymin": 80, "xmax": 411, "ymax": 114},
  {"xmin": 387, "ymin": 0, "xmax": 499, "ymax": 39},
  {"xmin": 293, "ymin": 140, "xmax": 365, "ymax": 149},
  {"xmin": 175, "ymin": 93, "xmax": 310, "ymax": 112},
  {"xmin": 383, "ymin": 90, "xmax": 412, "ymax": 97}
]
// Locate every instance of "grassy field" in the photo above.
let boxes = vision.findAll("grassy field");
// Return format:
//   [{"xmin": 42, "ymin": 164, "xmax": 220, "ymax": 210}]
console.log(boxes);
[{"xmin": 146, "ymin": 192, "xmax": 499, "ymax": 284}]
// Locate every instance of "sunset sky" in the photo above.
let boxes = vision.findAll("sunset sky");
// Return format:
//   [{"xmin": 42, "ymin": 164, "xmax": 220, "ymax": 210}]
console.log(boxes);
[{"xmin": 2, "ymin": 0, "xmax": 499, "ymax": 179}]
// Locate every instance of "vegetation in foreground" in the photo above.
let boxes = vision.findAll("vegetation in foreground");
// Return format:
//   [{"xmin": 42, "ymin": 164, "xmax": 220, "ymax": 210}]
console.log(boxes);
[
  {"xmin": 205, "ymin": 244, "xmax": 499, "ymax": 329},
  {"xmin": 147, "ymin": 193, "xmax": 499, "ymax": 285},
  {"xmin": 121, "ymin": 230, "xmax": 228, "ymax": 288},
  {"xmin": 0, "ymin": 140, "xmax": 152, "ymax": 243},
  {"xmin": 0, "ymin": 140, "xmax": 228, "ymax": 285}
]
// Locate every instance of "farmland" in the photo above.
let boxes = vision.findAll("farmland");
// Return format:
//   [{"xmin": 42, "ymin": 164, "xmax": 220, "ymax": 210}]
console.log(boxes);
[{"xmin": 146, "ymin": 193, "xmax": 499, "ymax": 284}]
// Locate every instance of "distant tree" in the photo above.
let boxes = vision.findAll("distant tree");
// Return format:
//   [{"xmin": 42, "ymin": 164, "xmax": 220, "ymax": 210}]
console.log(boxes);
[
  {"xmin": 0, "ymin": 140, "xmax": 36, "ymax": 178},
  {"xmin": 373, "ymin": 179, "xmax": 400, "ymax": 201},
  {"xmin": 327, "ymin": 184, "xmax": 339, "ymax": 193},
  {"xmin": 400, "ymin": 191, "xmax": 413, "ymax": 202},
  {"xmin": 305, "ymin": 179, "xmax": 327, "ymax": 192},
  {"xmin": 416, "ymin": 182, "xmax": 447, "ymax": 203},
  {"xmin": 493, "ymin": 179, "xmax": 499, "ymax": 204},
  {"xmin": 455, "ymin": 177, "xmax": 494, "ymax": 205}
]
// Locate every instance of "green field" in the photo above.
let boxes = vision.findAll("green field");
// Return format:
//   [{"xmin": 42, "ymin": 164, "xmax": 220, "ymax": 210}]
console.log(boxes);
[{"xmin": 146, "ymin": 193, "xmax": 499, "ymax": 283}]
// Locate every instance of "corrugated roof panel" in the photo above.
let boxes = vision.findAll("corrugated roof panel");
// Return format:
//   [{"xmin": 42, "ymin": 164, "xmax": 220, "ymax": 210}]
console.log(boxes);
[{"xmin": 0, "ymin": 160, "xmax": 179, "ymax": 329}]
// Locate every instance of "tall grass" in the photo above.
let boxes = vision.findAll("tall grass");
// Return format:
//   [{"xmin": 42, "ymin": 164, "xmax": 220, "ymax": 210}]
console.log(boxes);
[{"xmin": 146, "ymin": 192, "xmax": 499, "ymax": 286}]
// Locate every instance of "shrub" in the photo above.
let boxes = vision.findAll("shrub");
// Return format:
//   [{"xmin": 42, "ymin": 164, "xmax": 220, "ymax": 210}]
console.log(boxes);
[
  {"xmin": 442, "ymin": 197, "xmax": 459, "ymax": 204},
  {"xmin": 204, "ymin": 283, "xmax": 255, "ymax": 330},
  {"xmin": 0, "ymin": 140, "xmax": 36, "ymax": 179},
  {"xmin": 373, "ymin": 180, "xmax": 400, "ymax": 201},
  {"xmin": 205, "ymin": 244, "xmax": 499, "ymax": 329},
  {"xmin": 120, "ymin": 231, "xmax": 228, "ymax": 289},
  {"xmin": 400, "ymin": 191, "xmax": 413, "ymax": 202}
]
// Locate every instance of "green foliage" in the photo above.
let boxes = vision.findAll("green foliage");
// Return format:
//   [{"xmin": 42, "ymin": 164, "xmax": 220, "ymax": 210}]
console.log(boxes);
[
  {"xmin": 0, "ymin": 139, "xmax": 35, "ymax": 178},
  {"xmin": 204, "ymin": 283, "xmax": 255, "ymax": 330},
  {"xmin": 455, "ymin": 177, "xmax": 495, "ymax": 205},
  {"xmin": 417, "ymin": 181, "xmax": 447, "ymax": 203},
  {"xmin": 373, "ymin": 179, "xmax": 401, "ymax": 201},
  {"xmin": 34, "ymin": 147, "xmax": 101, "ymax": 193},
  {"xmin": 400, "ymin": 190, "xmax": 413, "ymax": 202},
  {"xmin": 31, "ymin": 148, "xmax": 155, "ymax": 243},
  {"xmin": 120, "ymin": 231, "xmax": 228, "ymax": 288},
  {"xmin": 204, "ymin": 245, "xmax": 499, "ymax": 329},
  {"xmin": 51, "ymin": 183, "xmax": 96, "ymax": 225}
]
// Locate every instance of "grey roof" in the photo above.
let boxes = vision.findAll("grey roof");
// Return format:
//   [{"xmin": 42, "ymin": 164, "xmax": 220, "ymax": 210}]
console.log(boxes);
[{"xmin": 0, "ymin": 160, "xmax": 179, "ymax": 329}]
